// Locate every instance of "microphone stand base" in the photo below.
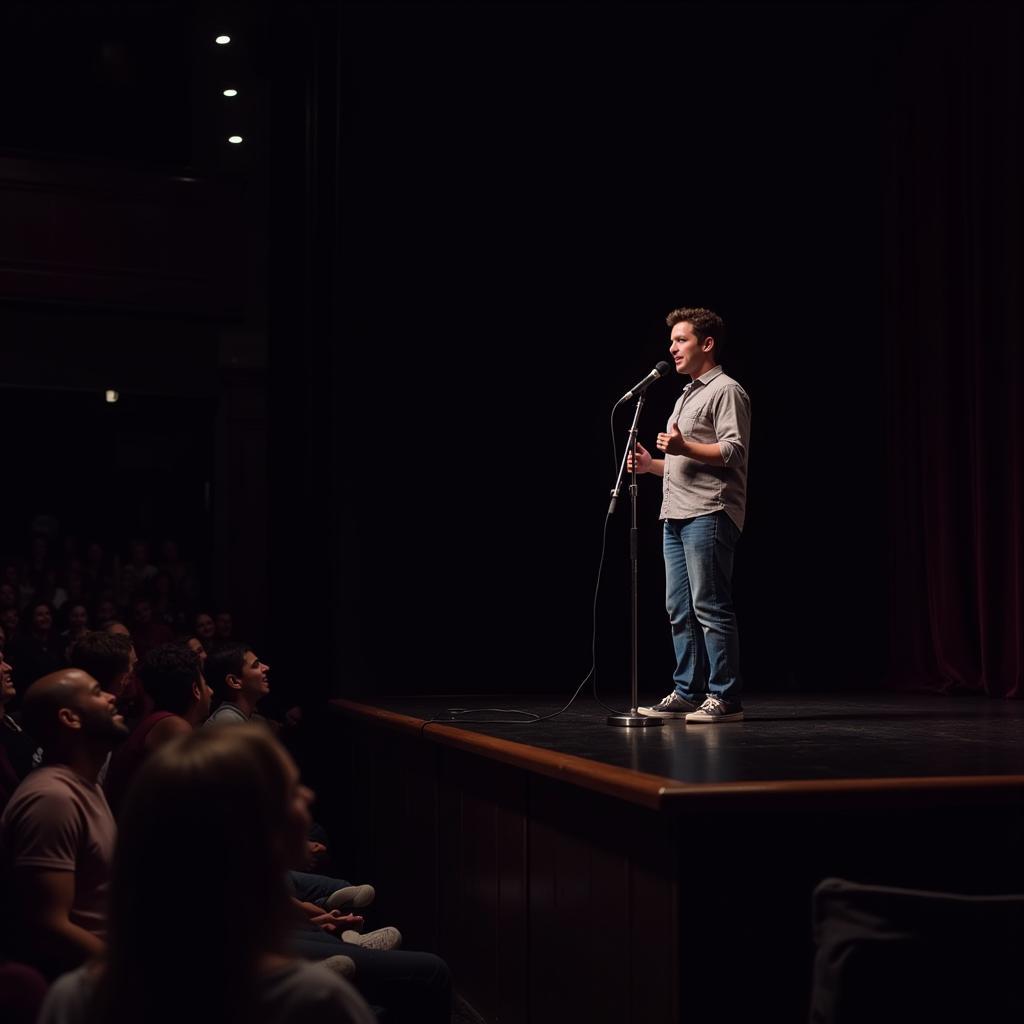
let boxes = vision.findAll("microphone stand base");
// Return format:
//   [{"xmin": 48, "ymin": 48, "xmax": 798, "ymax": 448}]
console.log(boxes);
[{"xmin": 607, "ymin": 713, "xmax": 664, "ymax": 728}]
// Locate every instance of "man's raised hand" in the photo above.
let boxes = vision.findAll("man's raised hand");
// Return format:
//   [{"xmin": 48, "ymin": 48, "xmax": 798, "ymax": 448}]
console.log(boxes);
[{"xmin": 656, "ymin": 423, "xmax": 685, "ymax": 456}]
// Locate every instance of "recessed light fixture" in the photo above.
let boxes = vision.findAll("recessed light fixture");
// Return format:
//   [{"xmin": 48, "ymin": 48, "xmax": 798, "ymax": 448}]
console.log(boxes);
[
  {"xmin": 105, "ymin": 390, "xmax": 119, "ymax": 404},
  {"xmin": 223, "ymin": 88, "xmax": 238, "ymax": 97},
  {"xmin": 215, "ymin": 35, "xmax": 231, "ymax": 45},
  {"xmin": 228, "ymin": 136, "xmax": 243, "ymax": 144}
]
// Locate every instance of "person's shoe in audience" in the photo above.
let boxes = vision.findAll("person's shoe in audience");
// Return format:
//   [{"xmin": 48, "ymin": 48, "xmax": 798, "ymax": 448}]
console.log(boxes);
[
  {"xmin": 325, "ymin": 884, "xmax": 376, "ymax": 911},
  {"xmin": 319, "ymin": 954, "xmax": 357, "ymax": 978},
  {"xmin": 684, "ymin": 695, "xmax": 745, "ymax": 723},
  {"xmin": 341, "ymin": 926, "xmax": 402, "ymax": 951},
  {"xmin": 637, "ymin": 692, "xmax": 701, "ymax": 719}
]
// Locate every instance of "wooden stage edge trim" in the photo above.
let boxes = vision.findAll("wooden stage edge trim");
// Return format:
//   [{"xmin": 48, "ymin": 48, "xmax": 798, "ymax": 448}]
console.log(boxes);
[{"xmin": 330, "ymin": 698, "xmax": 1024, "ymax": 811}]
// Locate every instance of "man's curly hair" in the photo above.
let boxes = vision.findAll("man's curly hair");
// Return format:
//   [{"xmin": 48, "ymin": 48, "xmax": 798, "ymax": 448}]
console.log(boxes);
[
  {"xmin": 137, "ymin": 643, "xmax": 202, "ymax": 715},
  {"xmin": 69, "ymin": 631, "xmax": 133, "ymax": 691},
  {"xmin": 665, "ymin": 307, "xmax": 726, "ymax": 358}
]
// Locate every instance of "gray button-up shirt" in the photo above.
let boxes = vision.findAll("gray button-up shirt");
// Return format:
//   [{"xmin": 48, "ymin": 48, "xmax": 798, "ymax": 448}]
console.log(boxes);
[{"xmin": 659, "ymin": 365, "xmax": 751, "ymax": 530}]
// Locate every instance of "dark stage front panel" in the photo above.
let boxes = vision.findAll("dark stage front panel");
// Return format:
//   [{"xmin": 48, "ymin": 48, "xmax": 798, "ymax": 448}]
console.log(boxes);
[{"xmin": 322, "ymin": 694, "xmax": 1024, "ymax": 1023}]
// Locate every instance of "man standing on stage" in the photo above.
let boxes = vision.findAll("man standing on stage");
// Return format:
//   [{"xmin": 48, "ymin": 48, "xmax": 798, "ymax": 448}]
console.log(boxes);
[{"xmin": 629, "ymin": 307, "xmax": 751, "ymax": 723}]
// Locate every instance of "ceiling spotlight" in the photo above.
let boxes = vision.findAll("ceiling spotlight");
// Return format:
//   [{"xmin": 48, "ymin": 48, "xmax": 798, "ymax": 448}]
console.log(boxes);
[
  {"xmin": 215, "ymin": 35, "xmax": 231, "ymax": 45},
  {"xmin": 223, "ymin": 88, "xmax": 238, "ymax": 97},
  {"xmin": 105, "ymin": 390, "xmax": 119, "ymax": 404},
  {"xmin": 228, "ymin": 136, "xmax": 243, "ymax": 144}
]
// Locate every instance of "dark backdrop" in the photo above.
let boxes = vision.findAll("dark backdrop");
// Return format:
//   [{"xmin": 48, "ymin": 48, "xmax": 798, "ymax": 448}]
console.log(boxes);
[{"xmin": 270, "ymin": 2, "xmax": 913, "ymax": 701}]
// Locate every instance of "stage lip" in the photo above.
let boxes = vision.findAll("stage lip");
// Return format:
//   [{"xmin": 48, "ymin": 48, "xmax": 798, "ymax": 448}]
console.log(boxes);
[{"xmin": 330, "ymin": 698, "xmax": 1024, "ymax": 812}]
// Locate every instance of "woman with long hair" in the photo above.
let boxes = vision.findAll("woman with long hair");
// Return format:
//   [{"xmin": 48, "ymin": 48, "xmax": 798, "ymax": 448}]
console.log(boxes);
[{"xmin": 38, "ymin": 725, "xmax": 373, "ymax": 1024}]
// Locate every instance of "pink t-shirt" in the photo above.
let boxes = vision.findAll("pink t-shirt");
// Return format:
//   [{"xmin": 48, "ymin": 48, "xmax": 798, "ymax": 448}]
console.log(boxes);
[{"xmin": 1, "ymin": 765, "xmax": 116, "ymax": 939}]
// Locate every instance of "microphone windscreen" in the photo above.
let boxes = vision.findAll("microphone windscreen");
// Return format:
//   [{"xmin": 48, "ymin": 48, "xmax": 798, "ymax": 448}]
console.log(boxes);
[{"xmin": 655, "ymin": 360, "xmax": 673, "ymax": 376}]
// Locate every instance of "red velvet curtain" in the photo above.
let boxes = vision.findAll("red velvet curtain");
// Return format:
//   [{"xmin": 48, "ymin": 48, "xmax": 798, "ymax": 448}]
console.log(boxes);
[{"xmin": 884, "ymin": 6, "xmax": 1024, "ymax": 696}]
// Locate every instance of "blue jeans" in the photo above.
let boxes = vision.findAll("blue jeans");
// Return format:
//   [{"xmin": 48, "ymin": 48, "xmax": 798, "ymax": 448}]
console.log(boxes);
[
  {"xmin": 290, "ymin": 925, "xmax": 452, "ymax": 1024},
  {"xmin": 663, "ymin": 511, "xmax": 742, "ymax": 703},
  {"xmin": 287, "ymin": 870, "xmax": 350, "ymax": 908}
]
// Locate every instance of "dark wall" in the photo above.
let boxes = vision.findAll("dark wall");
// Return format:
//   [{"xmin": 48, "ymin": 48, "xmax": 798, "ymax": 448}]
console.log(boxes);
[
  {"xmin": 270, "ymin": 3, "xmax": 925, "ymax": 701},
  {"xmin": 0, "ymin": 0, "xmax": 271, "ymax": 645}
]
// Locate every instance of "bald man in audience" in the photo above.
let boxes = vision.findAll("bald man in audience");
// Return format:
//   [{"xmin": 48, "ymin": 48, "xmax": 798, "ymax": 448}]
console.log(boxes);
[{"xmin": 0, "ymin": 669, "xmax": 128, "ymax": 977}]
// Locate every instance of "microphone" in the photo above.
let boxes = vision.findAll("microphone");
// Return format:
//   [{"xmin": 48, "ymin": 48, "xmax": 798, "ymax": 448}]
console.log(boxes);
[{"xmin": 618, "ymin": 361, "xmax": 673, "ymax": 402}]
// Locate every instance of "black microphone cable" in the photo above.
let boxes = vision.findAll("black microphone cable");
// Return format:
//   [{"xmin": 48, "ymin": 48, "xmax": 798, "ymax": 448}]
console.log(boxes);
[{"xmin": 418, "ymin": 388, "xmax": 659, "ymax": 736}]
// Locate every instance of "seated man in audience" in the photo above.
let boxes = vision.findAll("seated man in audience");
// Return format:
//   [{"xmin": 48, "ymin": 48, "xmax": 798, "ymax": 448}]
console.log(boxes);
[
  {"xmin": 127, "ymin": 598, "xmax": 172, "ymax": 661},
  {"xmin": 185, "ymin": 634, "xmax": 208, "ymax": 669},
  {"xmin": 1, "ymin": 637, "xmax": 37, "ymax": 784},
  {"xmin": 0, "ymin": 669, "xmax": 128, "ymax": 977},
  {"xmin": 102, "ymin": 643, "xmax": 212, "ymax": 817},
  {"xmin": 100, "ymin": 622, "xmax": 150, "ymax": 723},
  {"xmin": 111, "ymin": 642, "xmax": 368, "ymax": 921},
  {"xmin": 202, "ymin": 643, "xmax": 378, "ymax": 916},
  {"xmin": 68, "ymin": 630, "xmax": 134, "ymax": 703},
  {"xmin": 204, "ymin": 642, "xmax": 271, "ymax": 725}
]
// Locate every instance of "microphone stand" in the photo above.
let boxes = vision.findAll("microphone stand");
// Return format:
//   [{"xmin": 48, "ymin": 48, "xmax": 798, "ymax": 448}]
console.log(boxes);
[{"xmin": 607, "ymin": 392, "xmax": 662, "ymax": 728}]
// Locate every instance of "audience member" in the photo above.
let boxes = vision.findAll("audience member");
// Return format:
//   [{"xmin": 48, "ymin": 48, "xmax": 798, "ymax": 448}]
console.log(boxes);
[
  {"xmin": 0, "ymin": 583, "xmax": 17, "ymax": 615},
  {"xmin": 193, "ymin": 610, "xmax": 217, "ymax": 654},
  {"xmin": 198, "ymin": 646, "xmax": 375, "ymax": 914},
  {"xmin": 59, "ymin": 604, "xmax": 89, "ymax": 661},
  {"xmin": 2, "ymin": 563, "xmax": 29, "ymax": 611},
  {"xmin": 92, "ymin": 599, "xmax": 118, "ymax": 631},
  {"xmin": 0, "ymin": 639, "xmax": 37, "ymax": 783},
  {"xmin": 68, "ymin": 631, "xmax": 135, "ymax": 704},
  {"xmin": 37, "ymin": 725, "xmax": 375, "ymax": 1024},
  {"xmin": 62, "ymin": 559, "xmax": 87, "ymax": 611},
  {"xmin": 10, "ymin": 602, "xmax": 65, "ymax": 687},
  {"xmin": 81, "ymin": 543, "xmax": 115, "ymax": 606},
  {"xmin": 186, "ymin": 635, "xmax": 208, "ymax": 667},
  {"xmin": 205, "ymin": 643, "xmax": 270, "ymax": 725},
  {"xmin": 99, "ymin": 623, "xmax": 148, "ymax": 722},
  {"xmin": 215, "ymin": 609, "xmax": 235, "ymax": 646},
  {"xmin": 0, "ymin": 608, "xmax": 18, "ymax": 642},
  {"xmin": 149, "ymin": 570, "xmax": 186, "ymax": 633},
  {"xmin": 117, "ymin": 540, "xmax": 156, "ymax": 609},
  {"xmin": 21, "ymin": 537, "xmax": 55, "ymax": 609},
  {"xmin": 0, "ymin": 960, "xmax": 48, "ymax": 1024},
  {"xmin": 0, "ymin": 669, "xmax": 128, "ymax": 977},
  {"xmin": 128, "ymin": 597, "xmax": 172, "ymax": 661},
  {"xmin": 157, "ymin": 538, "xmax": 198, "ymax": 606},
  {"xmin": 102, "ymin": 643, "xmax": 211, "ymax": 817},
  {"xmin": 0, "ymin": 743, "xmax": 20, "ymax": 814}
]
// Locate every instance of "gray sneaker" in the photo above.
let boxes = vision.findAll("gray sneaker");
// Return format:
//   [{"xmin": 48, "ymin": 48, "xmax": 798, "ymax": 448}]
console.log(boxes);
[
  {"xmin": 325, "ymin": 884, "xmax": 376, "ymax": 911},
  {"xmin": 637, "ymin": 692, "xmax": 701, "ymax": 719},
  {"xmin": 341, "ymin": 926, "xmax": 402, "ymax": 951},
  {"xmin": 685, "ymin": 696, "xmax": 744, "ymax": 723},
  {"xmin": 320, "ymin": 954, "xmax": 357, "ymax": 978}
]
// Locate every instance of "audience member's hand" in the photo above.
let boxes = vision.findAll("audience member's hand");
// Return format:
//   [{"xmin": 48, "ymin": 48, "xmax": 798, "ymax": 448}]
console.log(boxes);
[{"xmin": 308, "ymin": 910, "xmax": 364, "ymax": 934}]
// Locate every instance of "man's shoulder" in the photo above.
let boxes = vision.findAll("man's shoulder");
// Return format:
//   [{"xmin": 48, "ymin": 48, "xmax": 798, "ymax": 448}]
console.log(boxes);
[
  {"xmin": 706, "ymin": 370, "xmax": 749, "ymax": 402},
  {"xmin": 205, "ymin": 703, "xmax": 248, "ymax": 726},
  {"xmin": 1, "ymin": 768, "xmax": 86, "ymax": 843},
  {"xmin": 4, "ymin": 766, "xmax": 80, "ymax": 806}
]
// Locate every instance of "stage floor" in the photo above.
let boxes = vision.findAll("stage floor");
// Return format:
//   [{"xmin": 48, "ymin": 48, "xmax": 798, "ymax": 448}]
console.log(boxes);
[{"xmin": 342, "ymin": 691, "xmax": 1024, "ymax": 787}]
